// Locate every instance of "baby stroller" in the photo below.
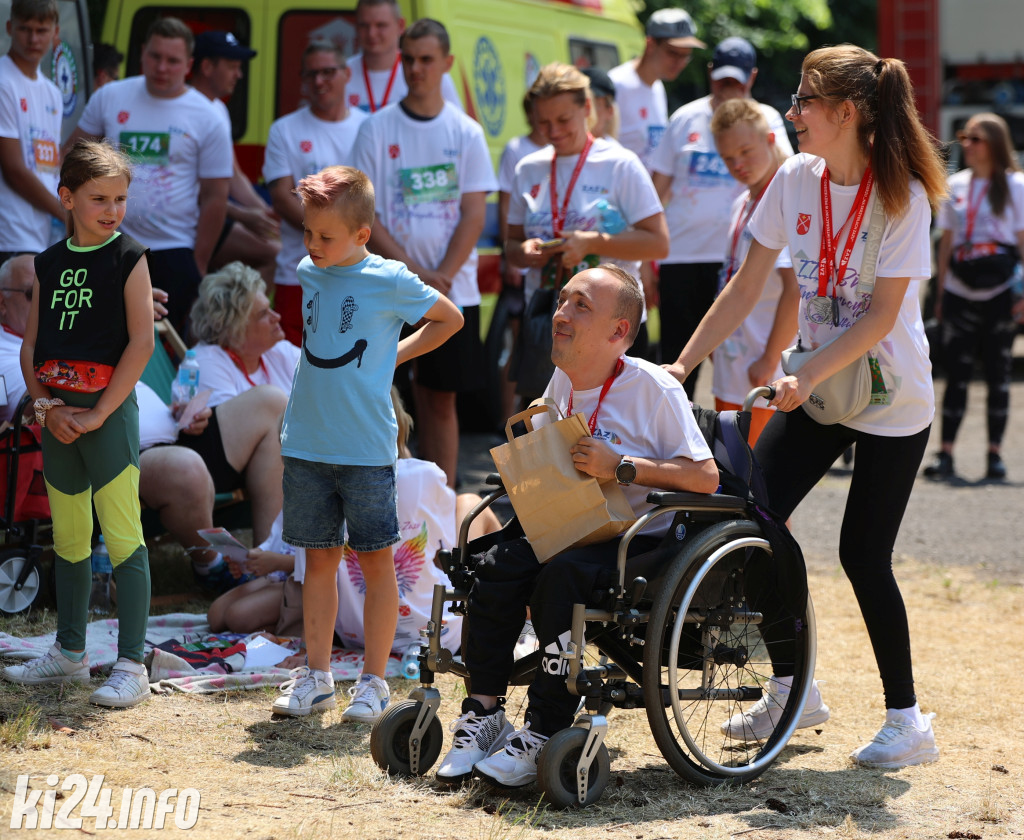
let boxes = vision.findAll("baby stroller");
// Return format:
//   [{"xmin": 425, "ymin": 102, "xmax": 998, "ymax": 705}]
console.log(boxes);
[
  {"xmin": 0, "ymin": 394, "xmax": 51, "ymax": 615},
  {"xmin": 369, "ymin": 386, "xmax": 816, "ymax": 807}
]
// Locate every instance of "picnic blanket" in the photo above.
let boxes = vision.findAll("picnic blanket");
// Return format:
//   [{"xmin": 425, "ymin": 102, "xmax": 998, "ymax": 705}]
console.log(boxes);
[{"xmin": 0, "ymin": 613, "xmax": 404, "ymax": 695}]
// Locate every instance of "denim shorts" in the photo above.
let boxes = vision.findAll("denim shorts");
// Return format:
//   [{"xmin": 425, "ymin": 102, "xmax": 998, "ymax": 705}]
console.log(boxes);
[{"xmin": 282, "ymin": 457, "xmax": 399, "ymax": 551}]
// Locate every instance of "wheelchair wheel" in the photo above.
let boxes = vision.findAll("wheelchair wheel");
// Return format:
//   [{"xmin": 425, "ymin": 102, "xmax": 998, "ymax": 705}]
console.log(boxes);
[
  {"xmin": 536, "ymin": 726, "xmax": 610, "ymax": 809},
  {"xmin": 0, "ymin": 549, "xmax": 41, "ymax": 615},
  {"xmin": 370, "ymin": 701, "xmax": 444, "ymax": 777},
  {"xmin": 643, "ymin": 519, "xmax": 816, "ymax": 786}
]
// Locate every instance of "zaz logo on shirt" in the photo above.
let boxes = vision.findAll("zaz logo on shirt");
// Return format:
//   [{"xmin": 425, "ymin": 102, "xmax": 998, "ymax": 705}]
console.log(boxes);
[
  {"xmin": 117, "ymin": 111, "xmax": 129, "ymax": 124},
  {"xmin": 797, "ymin": 213, "xmax": 812, "ymax": 235},
  {"xmin": 388, "ymin": 144, "xmax": 400, "ymax": 159},
  {"xmin": 300, "ymin": 140, "xmax": 312, "ymax": 153}
]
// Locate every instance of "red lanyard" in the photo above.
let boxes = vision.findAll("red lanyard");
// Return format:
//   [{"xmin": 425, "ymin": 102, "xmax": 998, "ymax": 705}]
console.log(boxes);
[
  {"xmin": 225, "ymin": 348, "xmax": 268, "ymax": 388},
  {"xmin": 963, "ymin": 176, "xmax": 989, "ymax": 246},
  {"xmin": 363, "ymin": 55, "xmax": 400, "ymax": 113},
  {"xmin": 724, "ymin": 176, "xmax": 773, "ymax": 284},
  {"xmin": 567, "ymin": 357, "xmax": 624, "ymax": 436},
  {"xmin": 550, "ymin": 133, "xmax": 594, "ymax": 235},
  {"xmin": 1, "ymin": 324, "xmax": 23, "ymax": 338},
  {"xmin": 817, "ymin": 165, "xmax": 874, "ymax": 298}
]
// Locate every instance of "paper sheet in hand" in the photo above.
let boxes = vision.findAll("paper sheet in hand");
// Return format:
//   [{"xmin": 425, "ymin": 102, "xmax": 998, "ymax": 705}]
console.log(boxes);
[
  {"xmin": 197, "ymin": 527, "xmax": 250, "ymax": 568},
  {"xmin": 177, "ymin": 389, "xmax": 211, "ymax": 430}
]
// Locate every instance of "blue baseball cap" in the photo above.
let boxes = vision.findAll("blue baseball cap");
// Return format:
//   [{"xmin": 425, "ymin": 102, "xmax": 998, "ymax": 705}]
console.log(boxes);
[
  {"xmin": 193, "ymin": 31, "xmax": 257, "ymax": 61},
  {"xmin": 710, "ymin": 37, "xmax": 756, "ymax": 84}
]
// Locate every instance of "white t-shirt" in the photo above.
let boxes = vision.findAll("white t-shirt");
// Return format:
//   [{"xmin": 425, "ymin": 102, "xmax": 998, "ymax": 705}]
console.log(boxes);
[
  {"xmin": 0, "ymin": 55, "xmax": 62, "ymax": 252},
  {"xmin": 188, "ymin": 340, "xmax": 300, "ymax": 408},
  {"xmin": 498, "ymin": 134, "xmax": 547, "ymax": 194},
  {"xmin": 749, "ymin": 154, "xmax": 934, "ymax": 436},
  {"xmin": 262, "ymin": 106, "xmax": 368, "ymax": 287},
  {"xmin": 541, "ymin": 356, "xmax": 713, "ymax": 535},
  {"xmin": 712, "ymin": 190, "xmax": 795, "ymax": 405},
  {"xmin": 507, "ymin": 137, "xmax": 663, "ymax": 300},
  {"xmin": 608, "ymin": 60, "xmax": 667, "ymax": 169},
  {"xmin": 651, "ymin": 95, "xmax": 793, "ymax": 264},
  {"xmin": 0, "ymin": 326, "xmax": 26, "ymax": 422},
  {"xmin": 352, "ymin": 102, "xmax": 497, "ymax": 306},
  {"xmin": 76, "ymin": 77, "xmax": 233, "ymax": 251},
  {"xmin": 345, "ymin": 53, "xmax": 461, "ymax": 114},
  {"xmin": 937, "ymin": 168, "xmax": 1024, "ymax": 302},
  {"xmin": 293, "ymin": 457, "xmax": 463, "ymax": 654}
]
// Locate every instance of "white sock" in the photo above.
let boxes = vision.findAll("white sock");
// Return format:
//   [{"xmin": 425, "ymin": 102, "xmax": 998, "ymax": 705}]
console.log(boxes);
[
  {"xmin": 892, "ymin": 703, "xmax": 926, "ymax": 729},
  {"xmin": 311, "ymin": 668, "xmax": 333, "ymax": 685},
  {"xmin": 771, "ymin": 674, "xmax": 794, "ymax": 691},
  {"xmin": 192, "ymin": 553, "xmax": 224, "ymax": 574}
]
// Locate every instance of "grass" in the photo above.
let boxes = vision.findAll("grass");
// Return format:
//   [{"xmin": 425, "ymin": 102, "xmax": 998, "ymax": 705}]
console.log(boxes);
[{"xmin": 1, "ymin": 552, "xmax": 1022, "ymax": 839}]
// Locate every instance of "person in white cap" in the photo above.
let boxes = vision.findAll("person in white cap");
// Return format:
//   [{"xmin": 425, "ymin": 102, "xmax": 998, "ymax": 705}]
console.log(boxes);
[
  {"xmin": 608, "ymin": 8, "xmax": 705, "ymax": 169},
  {"xmin": 650, "ymin": 36, "xmax": 792, "ymax": 394}
]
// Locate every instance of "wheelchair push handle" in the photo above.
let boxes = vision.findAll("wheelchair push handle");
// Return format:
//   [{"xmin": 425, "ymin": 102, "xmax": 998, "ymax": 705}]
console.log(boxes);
[{"xmin": 741, "ymin": 385, "xmax": 776, "ymax": 413}]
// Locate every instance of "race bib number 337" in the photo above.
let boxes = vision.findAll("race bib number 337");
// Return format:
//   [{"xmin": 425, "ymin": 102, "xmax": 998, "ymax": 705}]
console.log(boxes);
[
  {"xmin": 119, "ymin": 131, "xmax": 170, "ymax": 164},
  {"xmin": 399, "ymin": 163, "xmax": 458, "ymax": 205}
]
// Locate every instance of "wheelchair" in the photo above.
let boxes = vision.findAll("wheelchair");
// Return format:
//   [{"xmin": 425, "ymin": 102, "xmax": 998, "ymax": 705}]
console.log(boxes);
[{"xmin": 369, "ymin": 386, "xmax": 817, "ymax": 808}]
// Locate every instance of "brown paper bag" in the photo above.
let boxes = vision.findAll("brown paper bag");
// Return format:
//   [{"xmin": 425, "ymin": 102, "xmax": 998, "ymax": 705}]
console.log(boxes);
[{"xmin": 490, "ymin": 403, "xmax": 637, "ymax": 562}]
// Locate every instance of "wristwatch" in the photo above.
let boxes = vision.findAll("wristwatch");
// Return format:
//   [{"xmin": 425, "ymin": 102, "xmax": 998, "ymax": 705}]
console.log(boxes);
[{"xmin": 615, "ymin": 456, "xmax": 637, "ymax": 487}]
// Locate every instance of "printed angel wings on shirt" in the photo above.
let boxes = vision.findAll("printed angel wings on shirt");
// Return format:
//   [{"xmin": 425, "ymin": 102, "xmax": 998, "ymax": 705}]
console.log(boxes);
[{"xmin": 343, "ymin": 520, "xmax": 428, "ymax": 596}]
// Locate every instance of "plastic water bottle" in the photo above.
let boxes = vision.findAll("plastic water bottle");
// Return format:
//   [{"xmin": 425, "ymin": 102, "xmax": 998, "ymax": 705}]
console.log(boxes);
[
  {"xmin": 89, "ymin": 536, "xmax": 112, "ymax": 614},
  {"xmin": 172, "ymin": 349, "xmax": 201, "ymax": 413},
  {"xmin": 596, "ymin": 199, "xmax": 626, "ymax": 234},
  {"xmin": 401, "ymin": 644, "xmax": 421, "ymax": 680}
]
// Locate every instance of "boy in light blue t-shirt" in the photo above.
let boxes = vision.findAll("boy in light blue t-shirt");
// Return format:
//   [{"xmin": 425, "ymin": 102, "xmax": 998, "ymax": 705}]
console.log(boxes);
[{"xmin": 273, "ymin": 165, "xmax": 463, "ymax": 721}]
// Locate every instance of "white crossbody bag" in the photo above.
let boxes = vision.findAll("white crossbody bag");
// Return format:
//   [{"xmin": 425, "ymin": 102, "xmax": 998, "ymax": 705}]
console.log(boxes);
[{"xmin": 780, "ymin": 194, "xmax": 887, "ymax": 425}]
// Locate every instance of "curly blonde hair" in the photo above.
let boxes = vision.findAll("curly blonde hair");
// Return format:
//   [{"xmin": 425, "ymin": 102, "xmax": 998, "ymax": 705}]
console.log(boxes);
[{"xmin": 188, "ymin": 262, "xmax": 266, "ymax": 348}]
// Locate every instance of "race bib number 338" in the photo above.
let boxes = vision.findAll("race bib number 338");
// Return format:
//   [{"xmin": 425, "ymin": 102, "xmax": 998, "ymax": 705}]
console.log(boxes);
[
  {"xmin": 119, "ymin": 131, "xmax": 170, "ymax": 164},
  {"xmin": 399, "ymin": 163, "xmax": 458, "ymax": 205}
]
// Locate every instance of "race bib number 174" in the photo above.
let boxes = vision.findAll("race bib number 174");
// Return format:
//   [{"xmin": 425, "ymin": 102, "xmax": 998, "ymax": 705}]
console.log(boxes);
[
  {"xmin": 119, "ymin": 131, "xmax": 170, "ymax": 164},
  {"xmin": 399, "ymin": 163, "xmax": 459, "ymax": 205}
]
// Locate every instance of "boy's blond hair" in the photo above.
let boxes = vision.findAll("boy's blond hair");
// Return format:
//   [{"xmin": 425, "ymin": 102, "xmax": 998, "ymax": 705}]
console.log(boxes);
[
  {"xmin": 295, "ymin": 166, "xmax": 376, "ymax": 230},
  {"xmin": 391, "ymin": 386, "xmax": 413, "ymax": 459},
  {"xmin": 710, "ymin": 98, "xmax": 787, "ymax": 167}
]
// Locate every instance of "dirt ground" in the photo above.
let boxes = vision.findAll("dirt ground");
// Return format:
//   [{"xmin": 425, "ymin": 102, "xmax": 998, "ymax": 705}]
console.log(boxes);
[{"xmin": 1, "ymin": 371, "xmax": 1022, "ymax": 840}]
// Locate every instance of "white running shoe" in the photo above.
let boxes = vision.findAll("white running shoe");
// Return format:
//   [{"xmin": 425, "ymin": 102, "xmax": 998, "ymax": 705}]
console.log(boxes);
[
  {"xmin": 849, "ymin": 710, "xmax": 939, "ymax": 769},
  {"xmin": 2, "ymin": 643, "xmax": 90, "ymax": 685},
  {"xmin": 340, "ymin": 674, "xmax": 390, "ymax": 723},
  {"xmin": 272, "ymin": 667, "xmax": 336, "ymax": 717},
  {"xmin": 436, "ymin": 698, "xmax": 515, "ymax": 784},
  {"xmin": 89, "ymin": 659, "xmax": 150, "ymax": 708},
  {"xmin": 474, "ymin": 721, "xmax": 549, "ymax": 788},
  {"xmin": 720, "ymin": 677, "xmax": 830, "ymax": 741}
]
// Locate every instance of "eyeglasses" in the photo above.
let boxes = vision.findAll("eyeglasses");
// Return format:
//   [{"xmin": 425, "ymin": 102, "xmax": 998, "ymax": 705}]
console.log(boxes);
[
  {"xmin": 790, "ymin": 93, "xmax": 821, "ymax": 115},
  {"xmin": 956, "ymin": 131, "xmax": 987, "ymax": 145},
  {"xmin": 0, "ymin": 287, "xmax": 31, "ymax": 301},
  {"xmin": 301, "ymin": 66, "xmax": 342, "ymax": 81}
]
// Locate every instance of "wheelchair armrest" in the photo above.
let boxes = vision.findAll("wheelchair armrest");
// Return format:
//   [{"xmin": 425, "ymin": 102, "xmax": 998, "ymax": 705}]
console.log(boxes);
[
  {"xmin": 485, "ymin": 472, "xmax": 505, "ymax": 489},
  {"xmin": 646, "ymin": 491, "xmax": 747, "ymax": 512}
]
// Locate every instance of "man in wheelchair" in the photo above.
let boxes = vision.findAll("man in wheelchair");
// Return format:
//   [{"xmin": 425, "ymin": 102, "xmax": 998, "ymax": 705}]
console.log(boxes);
[{"xmin": 436, "ymin": 265, "xmax": 719, "ymax": 788}]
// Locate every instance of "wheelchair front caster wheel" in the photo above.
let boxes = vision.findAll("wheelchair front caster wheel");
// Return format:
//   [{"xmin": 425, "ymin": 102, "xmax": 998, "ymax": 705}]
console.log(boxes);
[
  {"xmin": 370, "ymin": 700, "xmax": 443, "ymax": 777},
  {"xmin": 0, "ymin": 550, "xmax": 41, "ymax": 615},
  {"xmin": 536, "ymin": 727, "xmax": 610, "ymax": 809}
]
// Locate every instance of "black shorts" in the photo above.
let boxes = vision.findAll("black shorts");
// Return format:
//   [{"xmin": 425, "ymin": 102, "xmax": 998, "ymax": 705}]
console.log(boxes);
[
  {"xmin": 414, "ymin": 304, "xmax": 486, "ymax": 393},
  {"xmin": 148, "ymin": 248, "xmax": 202, "ymax": 334},
  {"xmin": 175, "ymin": 406, "xmax": 244, "ymax": 492}
]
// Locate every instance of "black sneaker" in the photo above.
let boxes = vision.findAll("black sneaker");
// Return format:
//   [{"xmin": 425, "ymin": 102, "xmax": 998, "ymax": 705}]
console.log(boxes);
[
  {"xmin": 986, "ymin": 452, "xmax": 1007, "ymax": 480},
  {"xmin": 922, "ymin": 451, "xmax": 954, "ymax": 480}
]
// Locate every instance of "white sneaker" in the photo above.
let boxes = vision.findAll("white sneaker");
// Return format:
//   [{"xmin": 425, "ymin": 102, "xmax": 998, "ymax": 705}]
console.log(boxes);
[
  {"xmin": 90, "ymin": 659, "xmax": 150, "ymax": 708},
  {"xmin": 850, "ymin": 710, "xmax": 939, "ymax": 769},
  {"xmin": 436, "ymin": 699, "xmax": 515, "ymax": 784},
  {"xmin": 721, "ymin": 677, "xmax": 830, "ymax": 741},
  {"xmin": 2, "ymin": 643, "xmax": 90, "ymax": 685},
  {"xmin": 340, "ymin": 674, "xmax": 389, "ymax": 723},
  {"xmin": 271, "ymin": 667, "xmax": 336, "ymax": 717},
  {"xmin": 474, "ymin": 721, "xmax": 549, "ymax": 788}
]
